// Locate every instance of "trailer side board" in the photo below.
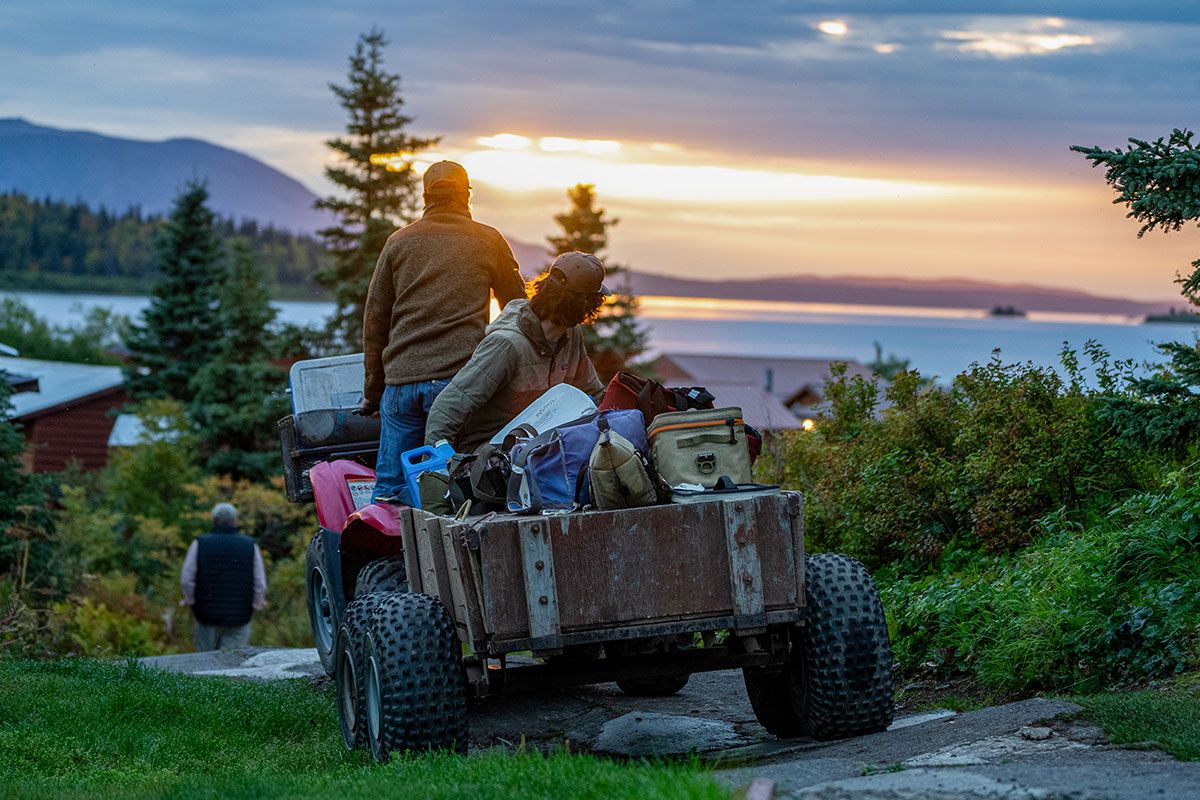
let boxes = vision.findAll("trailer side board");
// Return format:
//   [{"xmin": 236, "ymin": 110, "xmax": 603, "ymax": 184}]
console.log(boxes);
[{"xmin": 474, "ymin": 492, "xmax": 802, "ymax": 645}]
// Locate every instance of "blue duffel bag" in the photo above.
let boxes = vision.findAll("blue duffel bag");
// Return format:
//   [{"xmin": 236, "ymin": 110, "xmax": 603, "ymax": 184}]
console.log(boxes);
[{"xmin": 507, "ymin": 409, "xmax": 647, "ymax": 513}]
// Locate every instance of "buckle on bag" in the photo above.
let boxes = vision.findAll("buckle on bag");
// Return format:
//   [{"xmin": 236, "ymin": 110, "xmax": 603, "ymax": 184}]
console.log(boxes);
[{"xmin": 696, "ymin": 453, "xmax": 717, "ymax": 474}]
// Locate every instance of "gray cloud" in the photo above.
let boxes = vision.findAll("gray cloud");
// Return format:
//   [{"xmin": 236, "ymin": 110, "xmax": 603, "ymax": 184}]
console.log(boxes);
[{"xmin": 1, "ymin": 1, "xmax": 1197, "ymax": 191}]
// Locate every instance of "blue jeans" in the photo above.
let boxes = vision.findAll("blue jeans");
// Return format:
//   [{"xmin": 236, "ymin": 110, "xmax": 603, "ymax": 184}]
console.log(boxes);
[{"xmin": 372, "ymin": 380, "xmax": 450, "ymax": 504}]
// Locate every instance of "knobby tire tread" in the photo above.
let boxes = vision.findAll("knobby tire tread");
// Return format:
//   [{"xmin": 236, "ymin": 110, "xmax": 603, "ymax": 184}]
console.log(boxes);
[
  {"xmin": 355, "ymin": 556, "xmax": 408, "ymax": 597},
  {"xmin": 799, "ymin": 553, "xmax": 895, "ymax": 739},
  {"xmin": 366, "ymin": 592, "xmax": 467, "ymax": 760},
  {"xmin": 335, "ymin": 594, "xmax": 383, "ymax": 750}
]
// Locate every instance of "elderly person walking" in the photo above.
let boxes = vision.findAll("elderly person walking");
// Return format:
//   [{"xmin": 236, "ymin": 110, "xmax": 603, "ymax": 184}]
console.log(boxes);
[{"xmin": 180, "ymin": 503, "xmax": 267, "ymax": 651}]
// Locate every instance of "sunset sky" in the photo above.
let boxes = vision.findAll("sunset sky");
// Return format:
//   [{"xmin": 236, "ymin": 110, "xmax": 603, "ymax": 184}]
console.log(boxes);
[{"xmin": 3, "ymin": 1, "xmax": 1198, "ymax": 300}]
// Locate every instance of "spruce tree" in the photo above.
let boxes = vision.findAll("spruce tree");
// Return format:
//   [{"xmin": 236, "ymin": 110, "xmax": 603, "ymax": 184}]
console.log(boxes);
[
  {"xmin": 189, "ymin": 241, "xmax": 287, "ymax": 479},
  {"xmin": 317, "ymin": 28, "xmax": 439, "ymax": 347},
  {"xmin": 547, "ymin": 184, "xmax": 646, "ymax": 380},
  {"xmin": 123, "ymin": 181, "xmax": 227, "ymax": 400},
  {"xmin": 1073, "ymin": 130, "xmax": 1200, "ymax": 450}
]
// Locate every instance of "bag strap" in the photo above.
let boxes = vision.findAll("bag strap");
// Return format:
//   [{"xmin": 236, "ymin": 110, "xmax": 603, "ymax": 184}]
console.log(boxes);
[
  {"xmin": 469, "ymin": 444, "xmax": 508, "ymax": 505},
  {"xmin": 502, "ymin": 423, "xmax": 539, "ymax": 451},
  {"xmin": 506, "ymin": 443, "xmax": 538, "ymax": 513},
  {"xmin": 635, "ymin": 377, "xmax": 662, "ymax": 422},
  {"xmin": 508, "ymin": 438, "xmax": 555, "ymax": 514},
  {"xmin": 574, "ymin": 419, "xmax": 614, "ymax": 507}
]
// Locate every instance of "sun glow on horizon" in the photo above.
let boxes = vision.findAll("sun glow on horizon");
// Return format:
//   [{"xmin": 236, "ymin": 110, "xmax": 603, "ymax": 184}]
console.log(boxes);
[
  {"xmin": 454, "ymin": 147, "xmax": 969, "ymax": 205},
  {"xmin": 475, "ymin": 132, "xmax": 531, "ymax": 150}
]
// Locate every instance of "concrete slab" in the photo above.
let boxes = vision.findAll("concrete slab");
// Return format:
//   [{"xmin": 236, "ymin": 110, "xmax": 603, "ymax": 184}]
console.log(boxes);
[
  {"xmin": 138, "ymin": 647, "xmax": 323, "ymax": 682},
  {"xmin": 793, "ymin": 768, "xmax": 1053, "ymax": 799}
]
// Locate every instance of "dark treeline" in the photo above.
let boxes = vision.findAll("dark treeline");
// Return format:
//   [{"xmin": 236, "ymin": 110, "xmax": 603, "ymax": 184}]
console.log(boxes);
[{"xmin": 0, "ymin": 191, "xmax": 330, "ymax": 295}]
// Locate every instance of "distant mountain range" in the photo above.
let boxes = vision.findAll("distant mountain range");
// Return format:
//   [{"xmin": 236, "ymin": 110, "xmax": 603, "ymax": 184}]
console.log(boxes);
[
  {"xmin": 0, "ymin": 118, "xmax": 332, "ymax": 234},
  {"xmin": 0, "ymin": 118, "xmax": 1177, "ymax": 314}
]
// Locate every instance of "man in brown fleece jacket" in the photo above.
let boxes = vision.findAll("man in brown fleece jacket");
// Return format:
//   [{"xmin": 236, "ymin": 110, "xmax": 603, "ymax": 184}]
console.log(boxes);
[{"xmin": 360, "ymin": 161, "xmax": 526, "ymax": 503}]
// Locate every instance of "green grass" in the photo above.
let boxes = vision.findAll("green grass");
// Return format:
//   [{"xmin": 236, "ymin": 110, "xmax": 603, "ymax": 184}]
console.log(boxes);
[
  {"xmin": 1075, "ymin": 682, "xmax": 1200, "ymax": 761},
  {"xmin": 914, "ymin": 696, "xmax": 986, "ymax": 714},
  {"xmin": 0, "ymin": 659, "xmax": 728, "ymax": 800}
]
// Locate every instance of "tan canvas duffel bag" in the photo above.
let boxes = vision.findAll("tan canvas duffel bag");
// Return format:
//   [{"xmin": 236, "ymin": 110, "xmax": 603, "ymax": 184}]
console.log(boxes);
[{"xmin": 647, "ymin": 406, "xmax": 752, "ymax": 488}]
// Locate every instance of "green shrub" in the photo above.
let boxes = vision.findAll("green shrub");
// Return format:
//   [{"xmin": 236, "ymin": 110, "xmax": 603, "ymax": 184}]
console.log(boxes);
[
  {"xmin": 771, "ymin": 349, "xmax": 1145, "ymax": 567},
  {"xmin": 881, "ymin": 471, "xmax": 1200, "ymax": 692}
]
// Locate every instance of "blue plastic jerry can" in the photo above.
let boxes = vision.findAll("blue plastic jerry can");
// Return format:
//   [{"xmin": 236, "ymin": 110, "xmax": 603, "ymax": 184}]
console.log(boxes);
[{"xmin": 400, "ymin": 441, "xmax": 456, "ymax": 508}]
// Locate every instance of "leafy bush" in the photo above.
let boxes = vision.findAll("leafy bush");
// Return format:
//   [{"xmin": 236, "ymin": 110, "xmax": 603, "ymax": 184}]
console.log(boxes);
[
  {"xmin": 3, "ymin": 420, "xmax": 317, "ymax": 658},
  {"xmin": 50, "ymin": 574, "xmax": 162, "ymax": 657},
  {"xmin": 882, "ymin": 471, "xmax": 1200, "ymax": 692},
  {"xmin": 767, "ymin": 348, "xmax": 1145, "ymax": 567}
]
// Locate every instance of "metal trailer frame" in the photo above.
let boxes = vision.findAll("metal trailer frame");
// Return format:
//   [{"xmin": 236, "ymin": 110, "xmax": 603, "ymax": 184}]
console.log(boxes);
[{"xmin": 391, "ymin": 491, "xmax": 806, "ymax": 696}]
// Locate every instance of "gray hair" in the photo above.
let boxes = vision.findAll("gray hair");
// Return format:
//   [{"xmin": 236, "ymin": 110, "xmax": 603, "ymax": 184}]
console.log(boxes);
[{"xmin": 211, "ymin": 502, "xmax": 238, "ymax": 528}]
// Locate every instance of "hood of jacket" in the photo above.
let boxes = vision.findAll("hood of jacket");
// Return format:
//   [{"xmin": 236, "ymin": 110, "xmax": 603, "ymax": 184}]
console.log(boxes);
[{"xmin": 488, "ymin": 299, "xmax": 558, "ymax": 356}]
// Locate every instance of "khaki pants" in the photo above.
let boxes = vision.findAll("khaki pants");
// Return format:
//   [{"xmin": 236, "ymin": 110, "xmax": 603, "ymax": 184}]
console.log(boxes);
[{"xmin": 194, "ymin": 621, "xmax": 252, "ymax": 651}]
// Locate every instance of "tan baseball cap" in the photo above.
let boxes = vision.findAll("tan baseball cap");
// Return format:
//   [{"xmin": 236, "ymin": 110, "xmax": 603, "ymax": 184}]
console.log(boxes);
[
  {"xmin": 550, "ymin": 251, "xmax": 610, "ymax": 296},
  {"xmin": 422, "ymin": 160, "xmax": 470, "ymax": 195}
]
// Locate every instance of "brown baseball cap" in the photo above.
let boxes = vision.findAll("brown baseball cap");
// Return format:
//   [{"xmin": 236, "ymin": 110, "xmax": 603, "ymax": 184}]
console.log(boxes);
[
  {"xmin": 422, "ymin": 160, "xmax": 470, "ymax": 195},
  {"xmin": 550, "ymin": 251, "xmax": 610, "ymax": 296}
]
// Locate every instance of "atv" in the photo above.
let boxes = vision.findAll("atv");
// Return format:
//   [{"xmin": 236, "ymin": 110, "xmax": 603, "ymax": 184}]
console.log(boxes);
[{"xmin": 280, "ymin": 354, "xmax": 894, "ymax": 761}]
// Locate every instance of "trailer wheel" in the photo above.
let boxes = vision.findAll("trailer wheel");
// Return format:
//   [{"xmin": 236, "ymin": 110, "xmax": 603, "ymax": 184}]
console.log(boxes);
[
  {"xmin": 799, "ymin": 553, "xmax": 894, "ymax": 739},
  {"xmin": 742, "ymin": 554, "xmax": 894, "ymax": 740},
  {"xmin": 305, "ymin": 531, "xmax": 342, "ymax": 676},
  {"xmin": 743, "ymin": 664, "xmax": 803, "ymax": 737},
  {"xmin": 363, "ymin": 592, "xmax": 467, "ymax": 762},
  {"xmin": 354, "ymin": 556, "xmax": 408, "ymax": 597},
  {"xmin": 616, "ymin": 674, "xmax": 691, "ymax": 696},
  {"xmin": 335, "ymin": 594, "xmax": 382, "ymax": 750}
]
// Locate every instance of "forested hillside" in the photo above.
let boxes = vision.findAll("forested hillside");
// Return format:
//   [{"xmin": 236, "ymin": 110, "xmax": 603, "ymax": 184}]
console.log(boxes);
[{"xmin": 0, "ymin": 192, "xmax": 330, "ymax": 295}]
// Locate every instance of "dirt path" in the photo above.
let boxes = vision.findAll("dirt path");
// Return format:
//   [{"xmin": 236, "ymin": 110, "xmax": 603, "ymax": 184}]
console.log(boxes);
[{"xmin": 141, "ymin": 648, "xmax": 1200, "ymax": 799}]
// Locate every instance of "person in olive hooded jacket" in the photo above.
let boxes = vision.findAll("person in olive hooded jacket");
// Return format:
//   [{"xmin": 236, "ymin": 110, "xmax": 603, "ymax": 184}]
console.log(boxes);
[{"xmin": 425, "ymin": 252, "xmax": 608, "ymax": 453}]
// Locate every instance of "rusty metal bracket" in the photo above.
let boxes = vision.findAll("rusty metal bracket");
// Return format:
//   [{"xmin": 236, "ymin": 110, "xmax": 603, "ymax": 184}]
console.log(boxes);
[
  {"xmin": 518, "ymin": 517, "xmax": 561, "ymax": 642},
  {"xmin": 723, "ymin": 498, "xmax": 766, "ymax": 630}
]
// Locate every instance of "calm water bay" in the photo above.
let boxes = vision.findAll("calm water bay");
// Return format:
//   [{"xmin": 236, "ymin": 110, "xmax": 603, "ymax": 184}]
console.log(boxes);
[{"xmin": 12, "ymin": 290, "xmax": 1197, "ymax": 383}]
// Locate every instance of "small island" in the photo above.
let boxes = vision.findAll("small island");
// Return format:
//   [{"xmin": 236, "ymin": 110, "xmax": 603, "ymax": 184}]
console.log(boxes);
[
  {"xmin": 1144, "ymin": 307, "xmax": 1200, "ymax": 324},
  {"xmin": 988, "ymin": 304, "xmax": 1027, "ymax": 318}
]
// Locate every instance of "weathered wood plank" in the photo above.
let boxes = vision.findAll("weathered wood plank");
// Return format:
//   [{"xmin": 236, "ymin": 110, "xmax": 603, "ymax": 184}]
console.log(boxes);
[
  {"xmin": 437, "ymin": 517, "xmax": 474, "ymax": 640},
  {"xmin": 397, "ymin": 506, "xmax": 422, "ymax": 595}
]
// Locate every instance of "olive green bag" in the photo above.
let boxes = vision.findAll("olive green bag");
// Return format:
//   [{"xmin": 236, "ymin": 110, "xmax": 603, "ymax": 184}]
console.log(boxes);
[
  {"xmin": 647, "ymin": 406, "xmax": 752, "ymax": 488},
  {"xmin": 587, "ymin": 425, "xmax": 659, "ymax": 511}
]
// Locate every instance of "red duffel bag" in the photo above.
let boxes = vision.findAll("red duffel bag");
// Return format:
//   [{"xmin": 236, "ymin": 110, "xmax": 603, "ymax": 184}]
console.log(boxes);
[{"xmin": 598, "ymin": 371, "xmax": 763, "ymax": 464}]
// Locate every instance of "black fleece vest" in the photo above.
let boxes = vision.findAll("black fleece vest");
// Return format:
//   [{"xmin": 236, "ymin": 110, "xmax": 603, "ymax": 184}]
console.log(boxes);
[{"xmin": 194, "ymin": 529, "xmax": 255, "ymax": 628}]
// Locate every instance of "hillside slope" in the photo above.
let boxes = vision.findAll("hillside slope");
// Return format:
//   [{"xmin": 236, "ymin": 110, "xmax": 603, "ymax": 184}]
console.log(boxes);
[{"xmin": 0, "ymin": 118, "xmax": 332, "ymax": 234}]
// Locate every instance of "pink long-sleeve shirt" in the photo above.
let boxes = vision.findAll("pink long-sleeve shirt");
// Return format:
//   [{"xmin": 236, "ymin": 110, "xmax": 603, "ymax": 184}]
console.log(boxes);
[{"xmin": 180, "ymin": 539, "xmax": 267, "ymax": 611}]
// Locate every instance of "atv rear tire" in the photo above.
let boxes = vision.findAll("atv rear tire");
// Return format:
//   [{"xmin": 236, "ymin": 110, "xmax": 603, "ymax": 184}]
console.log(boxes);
[
  {"xmin": 743, "ymin": 553, "xmax": 894, "ymax": 740},
  {"xmin": 355, "ymin": 556, "xmax": 408, "ymax": 597},
  {"xmin": 306, "ymin": 532, "xmax": 343, "ymax": 677},
  {"xmin": 616, "ymin": 674, "xmax": 691, "ymax": 697},
  {"xmin": 363, "ymin": 592, "xmax": 467, "ymax": 762},
  {"xmin": 335, "ymin": 594, "xmax": 382, "ymax": 750}
]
